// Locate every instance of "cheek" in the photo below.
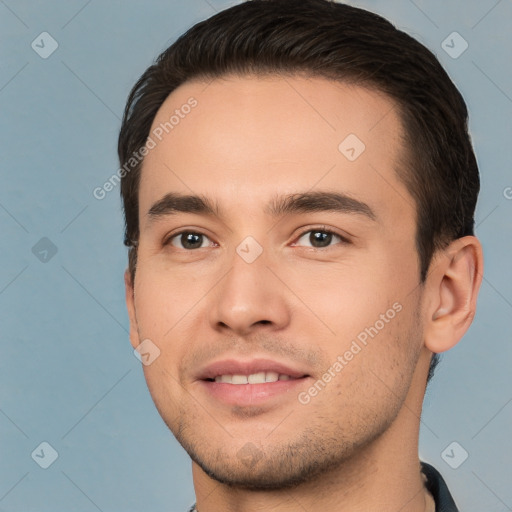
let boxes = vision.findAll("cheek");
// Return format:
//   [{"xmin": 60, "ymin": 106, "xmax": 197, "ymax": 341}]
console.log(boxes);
[
  {"xmin": 133, "ymin": 268, "xmax": 192, "ymax": 417},
  {"xmin": 288, "ymin": 261, "xmax": 393, "ymax": 338},
  {"xmin": 318, "ymin": 302, "xmax": 421, "ymax": 425},
  {"xmin": 133, "ymin": 262, "xmax": 208, "ymax": 340},
  {"xmin": 141, "ymin": 362, "xmax": 184, "ymax": 433},
  {"xmin": 292, "ymin": 252, "xmax": 421, "ymax": 377}
]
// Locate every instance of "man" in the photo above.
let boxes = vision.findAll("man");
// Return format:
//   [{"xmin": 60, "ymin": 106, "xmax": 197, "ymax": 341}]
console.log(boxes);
[{"xmin": 118, "ymin": 1, "xmax": 483, "ymax": 510}]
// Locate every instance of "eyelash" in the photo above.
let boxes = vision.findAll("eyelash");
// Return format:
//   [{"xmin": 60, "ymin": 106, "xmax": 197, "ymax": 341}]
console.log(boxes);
[{"xmin": 163, "ymin": 226, "xmax": 350, "ymax": 251}]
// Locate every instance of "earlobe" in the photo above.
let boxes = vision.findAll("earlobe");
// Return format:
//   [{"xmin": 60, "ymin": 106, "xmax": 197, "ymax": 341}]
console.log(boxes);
[
  {"xmin": 424, "ymin": 236, "xmax": 483, "ymax": 354},
  {"xmin": 124, "ymin": 268, "xmax": 141, "ymax": 350}
]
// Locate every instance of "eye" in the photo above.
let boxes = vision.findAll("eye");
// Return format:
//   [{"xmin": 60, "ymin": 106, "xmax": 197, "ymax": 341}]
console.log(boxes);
[
  {"xmin": 166, "ymin": 231, "xmax": 215, "ymax": 250},
  {"xmin": 293, "ymin": 228, "xmax": 349, "ymax": 249}
]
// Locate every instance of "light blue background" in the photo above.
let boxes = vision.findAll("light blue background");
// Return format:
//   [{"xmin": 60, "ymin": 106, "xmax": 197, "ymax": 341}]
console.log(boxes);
[{"xmin": 1, "ymin": 1, "xmax": 511, "ymax": 511}]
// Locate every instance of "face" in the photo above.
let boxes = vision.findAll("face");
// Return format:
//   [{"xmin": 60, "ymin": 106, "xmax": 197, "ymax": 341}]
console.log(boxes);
[{"xmin": 126, "ymin": 75, "xmax": 428, "ymax": 489}]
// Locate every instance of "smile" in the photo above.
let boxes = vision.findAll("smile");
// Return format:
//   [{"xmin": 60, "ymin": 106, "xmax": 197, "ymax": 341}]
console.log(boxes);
[{"xmin": 207, "ymin": 372, "xmax": 298, "ymax": 384}]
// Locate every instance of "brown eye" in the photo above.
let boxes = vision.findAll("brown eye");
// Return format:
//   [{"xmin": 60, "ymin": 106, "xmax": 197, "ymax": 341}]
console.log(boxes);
[
  {"xmin": 309, "ymin": 231, "xmax": 333, "ymax": 248},
  {"xmin": 168, "ymin": 232, "xmax": 211, "ymax": 250},
  {"xmin": 294, "ymin": 229, "xmax": 348, "ymax": 248}
]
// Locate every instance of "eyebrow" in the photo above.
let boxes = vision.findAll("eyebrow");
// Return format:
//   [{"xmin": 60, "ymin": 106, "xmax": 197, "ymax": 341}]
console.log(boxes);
[
  {"xmin": 147, "ymin": 192, "xmax": 220, "ymax": 219},
  {"xmin": 146, "ymin": 190, "xmax": 376, "ymax": 223},
  {"xmin": 266, "ymin": 191, "xmax": 376, "ymax": 220}
]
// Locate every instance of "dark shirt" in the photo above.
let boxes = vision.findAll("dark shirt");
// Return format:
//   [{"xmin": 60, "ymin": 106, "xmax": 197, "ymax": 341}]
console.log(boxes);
[
  {"xmin": 421, "ymin": 461, "xmax": 459, "ymax": 512},
  {"xmin": 187, "ymin": 462, "xmax": 459, "ymax": 512}
]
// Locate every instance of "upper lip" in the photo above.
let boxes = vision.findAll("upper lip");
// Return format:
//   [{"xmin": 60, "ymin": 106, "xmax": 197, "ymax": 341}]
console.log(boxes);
[{"xmin": 196, "ymin": 358, "xmax": 310, "ymax": 381}]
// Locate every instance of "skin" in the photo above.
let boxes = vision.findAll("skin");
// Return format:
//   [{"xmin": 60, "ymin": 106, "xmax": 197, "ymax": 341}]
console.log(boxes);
[{"xmin": 125, "ymin": 75, "xmax": 483, "ymax": 512}]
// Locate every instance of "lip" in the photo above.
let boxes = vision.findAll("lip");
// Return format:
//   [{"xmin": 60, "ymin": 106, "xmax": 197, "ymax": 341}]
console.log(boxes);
[
  {"xmin": 195, "ymin": 358, "xmax": 311, "ymax": 407},
  {"xmin": 196, "ymin": 358, "xmax": 310, "ymax": 381},
  {"xmin": 198, "ymin": 378, "xmax": 309, "ymax": 406}
]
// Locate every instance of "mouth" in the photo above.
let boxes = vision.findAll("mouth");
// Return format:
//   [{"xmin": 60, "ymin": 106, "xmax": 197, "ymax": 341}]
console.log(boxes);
[
  {"xmin": 197, "ymin": 358, "xmax": 311, "ymax": 406},
  {"xmin": 204, "ymin": 371, "xmax": 303, "ymax": 384}
]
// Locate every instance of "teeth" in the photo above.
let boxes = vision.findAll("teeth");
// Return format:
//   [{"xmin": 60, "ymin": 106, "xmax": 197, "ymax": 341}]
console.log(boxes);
[
  {"xmin": 231, "ymin": 374, "xmax": 248, "ymax": 384},
  {"xmin": 213, "ymin": 372, "xmax": 295, "ymax": 384},
  {"xmin": 248, "ymin": 372, "xmax": 266, "ymax": 384},
  {"xmin": 265, "ymin": 371, "xmax": 279, "ymax": 382}
]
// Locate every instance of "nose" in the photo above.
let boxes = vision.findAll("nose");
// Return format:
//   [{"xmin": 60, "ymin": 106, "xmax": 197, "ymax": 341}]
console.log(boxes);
[{"xmin": 208, "ymin": 244, "xmax": 291, "ymax": 337}]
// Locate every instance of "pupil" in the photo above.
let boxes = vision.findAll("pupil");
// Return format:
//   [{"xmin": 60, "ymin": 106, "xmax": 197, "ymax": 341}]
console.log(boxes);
[
  {"xmin": 182, "ymin": 233, "xmax": 202, "ymax": 249},
  {"xmin": 311, "ymin": 231, "xmax": 331, "ymax": 247}
]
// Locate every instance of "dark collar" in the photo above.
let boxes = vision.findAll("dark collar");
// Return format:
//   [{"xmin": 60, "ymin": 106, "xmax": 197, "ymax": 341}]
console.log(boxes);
[{"xmin": 421, "ymin": 462, "xmax": 459, "ymax": 512}]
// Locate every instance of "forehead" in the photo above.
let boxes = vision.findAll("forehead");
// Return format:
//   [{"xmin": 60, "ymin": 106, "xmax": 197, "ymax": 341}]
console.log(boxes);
[{"xmin": 139, "ymin": 74, "xmax": 413, "ymax": 226}]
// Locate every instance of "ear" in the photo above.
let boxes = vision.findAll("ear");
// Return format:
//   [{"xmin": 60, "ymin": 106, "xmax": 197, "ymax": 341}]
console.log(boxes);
[
  {"xmin": 423, "ymin": 236, "xmax": 483, "ymax": 353},
  {"xmin": 125, "ymin": 268, "xmax": 141, "ymax": 350}
]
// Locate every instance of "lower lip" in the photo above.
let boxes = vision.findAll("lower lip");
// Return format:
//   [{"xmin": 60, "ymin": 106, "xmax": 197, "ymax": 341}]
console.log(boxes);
[{"xmin": 198, "ymin": 378, "xmax": 309, "ymax": 406}]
